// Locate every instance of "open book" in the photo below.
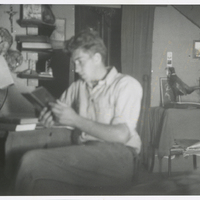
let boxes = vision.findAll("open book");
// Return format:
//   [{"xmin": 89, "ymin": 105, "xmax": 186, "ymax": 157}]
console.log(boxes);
[{"xmin": 22, "ymin": 86, "xmax": 56, "ymax": 112}]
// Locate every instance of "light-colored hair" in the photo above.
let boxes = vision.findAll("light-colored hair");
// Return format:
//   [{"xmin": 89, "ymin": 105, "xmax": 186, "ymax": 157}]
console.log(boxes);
[{"xmin": 66, "ymin": 29, "xmax": 107, "ymax": 64}]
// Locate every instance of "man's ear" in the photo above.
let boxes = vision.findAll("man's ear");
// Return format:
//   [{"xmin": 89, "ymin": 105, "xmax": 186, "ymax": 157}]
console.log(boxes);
[{"xmin": 94, "ymin": 53, "xmax": 102, "ymax": 64}]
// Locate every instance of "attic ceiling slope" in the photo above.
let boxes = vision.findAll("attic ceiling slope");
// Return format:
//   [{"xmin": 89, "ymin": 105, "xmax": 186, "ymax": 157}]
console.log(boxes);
[{"xmin": 173, "ymin": 5, "xmax": 200, "ymax": 29}]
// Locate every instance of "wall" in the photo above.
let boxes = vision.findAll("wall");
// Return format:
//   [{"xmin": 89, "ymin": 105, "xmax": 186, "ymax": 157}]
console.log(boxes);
[
  {"xmin": 52, "ymin": 5, "xmax": 74, "ymax": 41},
  {"xmin": 151, "ymin": 6, "xmax": 200, "ymax": 107}
]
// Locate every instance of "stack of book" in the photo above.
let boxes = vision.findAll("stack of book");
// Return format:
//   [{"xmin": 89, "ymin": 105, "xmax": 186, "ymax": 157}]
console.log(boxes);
[
  {"xmin": 16, "ymin": 35, "xmax": 52, "ymax": 51},
  {"xmin": 0, "ymin": 115, "xmax": 38, "ymax": 132}
]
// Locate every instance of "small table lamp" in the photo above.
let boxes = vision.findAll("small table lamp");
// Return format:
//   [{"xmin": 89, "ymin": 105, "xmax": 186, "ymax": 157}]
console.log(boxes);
[
  {"xmin": 0, "ymin": 55, "xmax": 14, "ymax": 111},
  {"xmin": 0, "ymin": 55, "xmax": 14, "ymax": 89}
]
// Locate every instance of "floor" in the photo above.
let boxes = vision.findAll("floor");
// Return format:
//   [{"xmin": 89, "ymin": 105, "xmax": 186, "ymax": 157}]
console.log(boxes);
[
  {"xmin": 0, "ymin": 165, "xmax": 10, "ymax": 195},
  {"xmin": 0, "ymin": 147, "xmax": 199, "ymax": 196},
  {"xmin": 0, "ymin": 162, "xmax": 194, "ymax": 196},
  {"xmin": 124, "ymin": 155, "xmax": 200, "ymax": 195}
]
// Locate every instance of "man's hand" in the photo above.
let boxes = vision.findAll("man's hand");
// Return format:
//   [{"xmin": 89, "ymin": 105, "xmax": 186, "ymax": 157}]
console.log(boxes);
[
  {"xmin": 38, "ymin": 107, "xmax": 54, "ymax": 127},
  {"xmin": 44, "ymin": 100, "xmax": 129, "ymax": 144},
  {"xmin": 49, "ymin": 100, "xmax": 78, "ymax": 127}
]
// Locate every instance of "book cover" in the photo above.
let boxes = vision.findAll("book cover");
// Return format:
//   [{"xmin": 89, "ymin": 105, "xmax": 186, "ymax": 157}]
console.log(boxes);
[
  {"xmin": 0, "ymin": 123, "xmax": 36, "ymax": 132},
  {"xmin": 22, "ymin": 86, "xmax": 56, "ymax": 112},
  {"xmin": 0, "ymin": 116, "xmax": 38, "ymax": 124},
  {"xmin": 22, "ymin": 42, "xmax": 52, "ymax": 50},
  {"xmin": 16, "ymin": 35, "xmax": 50, "ymax": 43}
]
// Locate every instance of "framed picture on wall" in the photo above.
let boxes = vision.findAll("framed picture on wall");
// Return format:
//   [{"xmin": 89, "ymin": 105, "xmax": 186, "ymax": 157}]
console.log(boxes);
[
  {"xmin": 22, "ymin": 5, "xmax": 42, "ymax": 20},
  {"xmin": 18, "ymin": 5, "xmax": 55, "ymax": 29},
  {"xmin": 193, "ymin": 40, "xmax": 200, "ymax": 58},
  {"xmin": 160, "ymin": 77, "xmax": 176, "ymax": 107},
  {"xmin": 50, "ymin": 18, "xmax": 66, "ymax": 49}
]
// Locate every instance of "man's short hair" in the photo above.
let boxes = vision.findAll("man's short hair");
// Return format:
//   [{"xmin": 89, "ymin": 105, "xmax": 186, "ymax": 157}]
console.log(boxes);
[{"xmin": 66, "ymin": 29, "xmax": 107, "ymax": 64}]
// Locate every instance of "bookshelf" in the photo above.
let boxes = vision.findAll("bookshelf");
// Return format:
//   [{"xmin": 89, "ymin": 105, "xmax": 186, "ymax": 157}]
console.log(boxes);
[
  {"xmin": 16, "ymin": 5, "xmax": 56, "ymax": 83},
  {"xmin": 15, "ymin": 5, "xmax": 70, "ymax": 98}
]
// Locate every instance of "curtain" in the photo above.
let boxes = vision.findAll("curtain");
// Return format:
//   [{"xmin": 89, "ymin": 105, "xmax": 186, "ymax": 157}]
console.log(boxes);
[{"xmin": 121, "ymin": 5, "xmax": 155, "ymax": 167}]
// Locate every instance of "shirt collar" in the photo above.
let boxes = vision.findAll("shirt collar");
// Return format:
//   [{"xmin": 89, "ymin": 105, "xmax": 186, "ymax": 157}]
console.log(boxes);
[
  {"xmin": 98, "ymin": 66, "xmax": 118, "ymax": 86},
  {"xmin": 85, "ymin": 66, "xmax": 118, "ymax": 89}
]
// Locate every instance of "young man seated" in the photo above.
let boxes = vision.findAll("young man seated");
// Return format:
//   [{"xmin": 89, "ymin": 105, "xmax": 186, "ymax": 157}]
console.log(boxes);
[{"xmin": 14, "ymin": 29, "xmax": 143, "ymax": 195}]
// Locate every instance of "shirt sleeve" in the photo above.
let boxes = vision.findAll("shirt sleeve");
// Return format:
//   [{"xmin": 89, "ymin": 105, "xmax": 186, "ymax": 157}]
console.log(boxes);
[{"xmin": 111, "ymin": 76, "xmax": 143, "ymax": 135}]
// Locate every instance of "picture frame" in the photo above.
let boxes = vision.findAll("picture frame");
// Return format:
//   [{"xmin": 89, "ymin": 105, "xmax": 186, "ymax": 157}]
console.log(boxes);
[
  {"xmin": 193, "ymin": 40, "xmax": 200, "ymax": 58},
  {"xmin": 21, "ymin": 5, "xmax": 42, "ymax": 21},
  {"xmin": 160, "ymin": 77, "xmax": 176, "ymax": 107},
  {"xmin": 50, "ymin": 18, "xmax": 66, "ymax": 49},
  {"xmin": 53, "ymin": 18, "xmax": 66, "ymax": 41},
  {"xmin": 18, "ymin": 5, "xmax": 55, "ymax": 35}
]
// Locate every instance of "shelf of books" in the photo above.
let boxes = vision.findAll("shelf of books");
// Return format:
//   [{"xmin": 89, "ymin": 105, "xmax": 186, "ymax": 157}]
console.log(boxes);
[
  {"xmin": 16, "ymin": 30, "xmax": 54, "ymax": 82},
  {"xmin": 16, "ymin": 35, "xmax": 53, "ymax": 53},
  {"xmin": 0, "ymin": 115, "xmax": 38, "ymax": 132},
  {"xmin": 17, "ymin": 72, "xmax": 54, "ymax": 81}
]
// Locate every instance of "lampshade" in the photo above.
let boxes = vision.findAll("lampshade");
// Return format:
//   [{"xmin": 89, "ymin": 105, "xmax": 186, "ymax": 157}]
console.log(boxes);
[{"xmin": 0, "ymin": 55, "xmax": 14, "ymax": 89}]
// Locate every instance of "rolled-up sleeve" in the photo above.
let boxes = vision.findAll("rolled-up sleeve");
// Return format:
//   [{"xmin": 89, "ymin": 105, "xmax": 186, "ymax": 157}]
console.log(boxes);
[{"xmin": 111, "ymin": 76, "xmax": 143, "ymax": 137}]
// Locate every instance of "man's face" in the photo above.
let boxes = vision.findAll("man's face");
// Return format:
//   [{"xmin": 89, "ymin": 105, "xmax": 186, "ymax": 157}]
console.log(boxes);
[{"xmin": 72, "ymin": 49, "xmax": 97, "ymax": 83}]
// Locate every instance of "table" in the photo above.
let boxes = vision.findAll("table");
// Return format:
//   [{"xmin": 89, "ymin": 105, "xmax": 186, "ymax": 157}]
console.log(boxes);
[
  {"xmin": 144, "ymin": 107, "xmax": 200, "ymax": 171},
  {"xmin": 2, "ymin": 127, "xmax": 72, "ymax": 180},
  {"xmin": 157, "ymin": 108, "xmax": 200, "ymax": 157}
]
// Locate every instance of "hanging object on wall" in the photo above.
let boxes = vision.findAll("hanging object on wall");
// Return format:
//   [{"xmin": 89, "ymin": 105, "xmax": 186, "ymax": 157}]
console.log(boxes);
[
  {"xmin": 0, "ymin": 27, "xmax": 13, "ymax": 56},
  {"xmin": 50, "ymin": 18, "xmax": 66, "ymax": 49},
  {"xmin": 4, "ymin": 49, "xmax": 23, "ymax": 71},
  {"xmin": 19, "ymin": 5, "xmax": 56, "ymax": 26},
  {"xmin": 0, "ymin": 27, "xmax": 23, "ymax": 71},
  {"xmin": 89, "ymin": 6, "xmax": 116, "ymax": 27},
  {"xmin": 167, "ymin": 52, "xmax": 172, "ymax": 67},
  {"xmin": 42, "ymin": 5, "xmax": 55, "ymax": 25},
  {"xmin": 193, "ymin": 40, "xmax": 200, "ymax": 58},
  {"xmin": 4, "ymin": 5, "xmax": 18, "ymax": 33},
  {"xmin": 166, "ymin": 67, "xmax": 200, "ymax": 100},
  {"xmin": 0, "ymin": 55, "xmax": 14, "ymax": 89}
]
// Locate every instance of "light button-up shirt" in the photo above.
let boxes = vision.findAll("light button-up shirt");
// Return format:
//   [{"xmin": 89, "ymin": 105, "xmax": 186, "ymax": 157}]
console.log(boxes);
[{"xmin": 60, "ymin": 67, "xmax": 143, "ymax": 153}]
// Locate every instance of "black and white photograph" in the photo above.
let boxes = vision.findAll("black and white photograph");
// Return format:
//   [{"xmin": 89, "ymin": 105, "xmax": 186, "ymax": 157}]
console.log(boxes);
[
  {"xmin": 193, "ymin": 40, "xmax": 200, "ymax": 58},
  {"xmin": 160, "ymin": 77, "xmax": 176, "ymax": 107},
  {"xmin": 1, "ymin": 2, "xmax": 200, "ymax": 199}
]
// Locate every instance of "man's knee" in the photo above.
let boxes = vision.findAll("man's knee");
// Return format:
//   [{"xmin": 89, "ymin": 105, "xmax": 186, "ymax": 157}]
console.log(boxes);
[{"xmin": 19, "ymin": 149, "xmax": 46, "ymax": 172}]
